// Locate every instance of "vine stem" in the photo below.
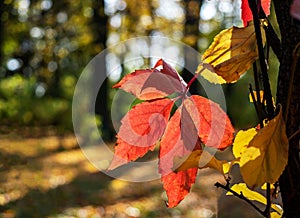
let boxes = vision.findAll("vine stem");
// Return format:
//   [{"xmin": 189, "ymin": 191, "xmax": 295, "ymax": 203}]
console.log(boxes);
[
  {"xmin": 252, "ymin": 62, "xmax": 264, "ymax": 126},
  {"xmin": 215, "ymin": 182, "xmax": 265, "ymax": 217},
  {"xmin": 185, "ymin": 64, "xmax": 205, "ymax": 95},
  {"xmin": 248, "ymin": 0, "xmax": 274, "ymax": 119},
  {"xmin": 248, "ymin": 1, "xmax": 275, "ymax": 217}
]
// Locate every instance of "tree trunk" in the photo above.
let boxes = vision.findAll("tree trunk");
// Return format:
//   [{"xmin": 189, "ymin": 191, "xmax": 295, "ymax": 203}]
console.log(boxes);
[
  {"xmin": 273, "ymin": 0, "xmax": 300, "ymax": 217},
  {"xmin": 92, "ymin": 0, "xmax": 114, "ymax": 140},
  {"xmin": 182, "ymin": 0, "xmax": 202, "ymax": 94}
]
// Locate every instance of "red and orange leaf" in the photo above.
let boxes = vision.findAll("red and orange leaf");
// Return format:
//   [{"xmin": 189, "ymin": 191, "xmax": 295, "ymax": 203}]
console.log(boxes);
[
  {"xmin": 159, "ymin": 108, "xmax": 199, "ymax": 207},
  {"xmin": 113, "ymin": 59, "xmax": 186, "ymax": 100},
  {"xmin": 241, "ymin": 0, "xmax": 271, "ymax": 26},
  {"xmin": 107, "ymin": 137, "xmax": 156, "ymax": 170},
  {"xmin": 183, "ymin": 95, "xmax": 234, "ymax": 150},
  {"xmin": 154, "ymin": 58, "xmax": 187, "ymax": 89},
  {"xmin": 161, "ymin": 169, "xmax": 198, "ymax": 208},
  {"xmin": 108, "ymin": 98, "xmax": 174, "ymax": 170}
]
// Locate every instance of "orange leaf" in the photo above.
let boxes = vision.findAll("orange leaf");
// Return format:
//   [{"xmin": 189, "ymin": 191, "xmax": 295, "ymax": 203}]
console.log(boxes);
[
  {"xmin": 159, "ymin": 95, "xmax": 234, "ymax": 207},
  {"xmin": 108, "ymin": 98, "xmax": 174, "ymax": 170},
  {"xmin": 159, "ymin": 108, "xmax": 199, "ymax": 207},
  {"xmin": 184, "ymin": 95, "xmax": 234, "ymax": 150},
  {"xmin": 161, "ymin": 169, "xmax": 198, "ymax": 208}
]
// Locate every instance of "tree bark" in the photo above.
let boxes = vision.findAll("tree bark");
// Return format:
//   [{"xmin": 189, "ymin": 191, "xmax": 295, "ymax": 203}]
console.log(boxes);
[
  {"xmin": 182, "ymin": 0, "xmax": 202, "ymax": 94},
  {"xmin": 273, "ymin": 0, "xmax": 300, "ymax": 217},
  {"xmin": 92, "ymin": 0, "xmax": 114, "ymax": 140}
]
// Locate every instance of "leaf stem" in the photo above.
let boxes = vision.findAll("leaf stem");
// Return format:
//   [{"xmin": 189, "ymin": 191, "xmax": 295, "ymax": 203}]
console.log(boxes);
[
  {"xmin": 185, "ymin": 65, "xmax": 205, "ymax": 95},
  {"xmin": 215, "ymin": 182, "xmax": 265, "ymax": 217}
]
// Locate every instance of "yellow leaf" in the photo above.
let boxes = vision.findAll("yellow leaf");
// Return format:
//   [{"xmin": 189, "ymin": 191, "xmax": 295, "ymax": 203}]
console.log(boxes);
[
  {"xmin": 271, "ymin": 212, "xmax": 282, "ymax": 218},
  {"xmin": 226, "ymin": 183, "xmax": 283, "ymax": 216},
  {"xmin": 200, "ymin": 23, "xmax": 266, "ymax": 83},
  {"xmin": 197, "ymin": 64, "xmax": 226, "ymax": 84},
  {"xmin": 227, "ymin": 183, "xmax": 267, "ymax": 203},
  {"xmin": 261, "ymin": 183, "xmax": 275, "ymax": 191},
  {"xmin": 173, "ymin": 150, "xmax": 229, "ymax": 175},
  {"xmin": 240, "ymin": 107, "xmax": 289, "ymax": 189},
  {"xmin": 233, "ymin": 128, "xmax": 257, "ymax": 159},
  {"xmin": 249, "ymin": 90, "xmax": 265, "ymax": 103},
  {"xmin": 249, "ymin": 90, "xmax": 275, "ymax": 105}
]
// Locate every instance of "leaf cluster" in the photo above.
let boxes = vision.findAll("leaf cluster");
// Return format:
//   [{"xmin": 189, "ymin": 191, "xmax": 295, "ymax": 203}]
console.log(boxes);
[{"xmin": 108, "ymin": 0, "xmax": 289, "ymax": 216}]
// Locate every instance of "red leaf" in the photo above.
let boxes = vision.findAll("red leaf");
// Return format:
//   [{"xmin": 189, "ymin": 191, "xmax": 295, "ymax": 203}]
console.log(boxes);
[
  {"xmin": 108, "ymin": 98, "xmax": 174, "ymax": 170},
  {"xmin": 113, "ymin": 59, "xmax": 186, "ymax": 100},
  {"xmin": 154, "ymin": 59, "xmax": 187, "ymax": 88},
  {"xmin": 161, "ymin": 169, "xmax": 198, "ymax": 208},
  {"xmin": 109, "ymin": 59, "xmax": 235, "ymax": 207},
  {"xmin": 159, "ymin": 108, "xmax": 199, "ymax": 207},
  {"xmin": 241, "ymin": 0, "xmax": 271, "ymax": 26},
  {"xmin": 184, "ymin": 95, "xmax": 234, "ymax": 150}
]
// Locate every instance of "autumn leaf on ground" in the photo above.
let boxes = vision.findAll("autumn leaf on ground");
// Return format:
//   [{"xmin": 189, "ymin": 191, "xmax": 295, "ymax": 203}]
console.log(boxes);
[
  {"xmin": 238, "ymin": 107, "xmax": 289, "ymax": 189},
  {"xmin": 241, "ymin": 0, "xmax": 271, "ymax": 26},
  {"xmin": 200, "ymin": 23, "xmax": 266, "ymax": 84},
  {"xmin": 113, "ymin": 58, "xmax": 186, "ymax": 100},
  {"xmin": 108, "ymin": 98, "xmax": 174, "ymax": 170}
]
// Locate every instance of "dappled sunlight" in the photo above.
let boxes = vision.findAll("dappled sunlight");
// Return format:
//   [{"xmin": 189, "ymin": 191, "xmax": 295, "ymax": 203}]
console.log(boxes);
[{"xmin": 0, "ymin": 129, "xmax": 223, "ymax": 217}]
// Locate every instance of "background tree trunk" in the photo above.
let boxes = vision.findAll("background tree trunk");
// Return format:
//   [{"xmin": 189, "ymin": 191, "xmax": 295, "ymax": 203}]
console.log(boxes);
[
  {"xmin": 182, "ymin": 0, "xmax": 202, "ymax": 94},
  {"xmin": 92, "ymin": 0, "xmax": 114, "ymax": 140},
  {"xmin": 273, "ymin": 0, "xmax": 300, "ymax": 217}
]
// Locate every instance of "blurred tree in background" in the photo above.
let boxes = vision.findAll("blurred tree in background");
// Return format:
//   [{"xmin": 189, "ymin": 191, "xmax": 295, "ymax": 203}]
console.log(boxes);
[{"xmin": 0, "ymin": 0, "xmax": 274, "ymax": 136}]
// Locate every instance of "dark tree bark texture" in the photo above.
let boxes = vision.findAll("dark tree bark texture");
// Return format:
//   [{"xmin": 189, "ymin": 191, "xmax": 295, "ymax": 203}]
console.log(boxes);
[
  {"xmin": 273, "ymin": 0, "xmax": 300, "ymax": 217},
  {"xmin": 92, "ymin": 0, "xmax": 114, "ymax": 140},
  {"xmin": 182, "ymin": 0, "xmax": 202, "ymax": 95}
]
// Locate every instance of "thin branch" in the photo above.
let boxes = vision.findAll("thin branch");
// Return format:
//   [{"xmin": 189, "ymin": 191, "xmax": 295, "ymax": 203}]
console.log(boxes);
[
  {"xmin": 289, "ymin": 129, "xmax": 300, "ymax": 141},
  {"xmin": 252, "ymin": 62, "xmax": 264, "ymax": 125},
  {"xmin": 249, "ymin": 84, "xmax": 261, "ymax": 122},
  {"xmin": 256, "ymin": 0, "xmax": 282, "ymax": 60},
  {"xmin": 263, "ymin": 22, "xmax": 282, "ymax": 61},
  {"xmin": 248, "ymin": 0, "xmax": 274, "ymax": 119},
  {"xmin": 249, "ymin": 2, "xmax": 274, "ymax": 217},
  {"xmin": 215, "ymin": 182, "xmax": 265, "ymax": 217},
  {"xmin": 265, "ymin": 183, "xmax": 271, "ymax": 217}
]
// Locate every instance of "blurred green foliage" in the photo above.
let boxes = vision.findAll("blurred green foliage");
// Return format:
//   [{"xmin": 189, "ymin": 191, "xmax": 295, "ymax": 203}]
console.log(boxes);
[
  {"xmin": 0, "ymin": 74, "xmax": 70, "ymax": 126},
  {"xmin": 0, "ymin": 0, "xmax": 279, "ymax": 133}
]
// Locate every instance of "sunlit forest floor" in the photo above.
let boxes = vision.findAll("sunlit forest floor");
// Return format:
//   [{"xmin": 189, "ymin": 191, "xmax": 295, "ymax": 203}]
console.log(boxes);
[{"xmin": 0, "ymin": 127, "xmax": 261, "ymax": 218}]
